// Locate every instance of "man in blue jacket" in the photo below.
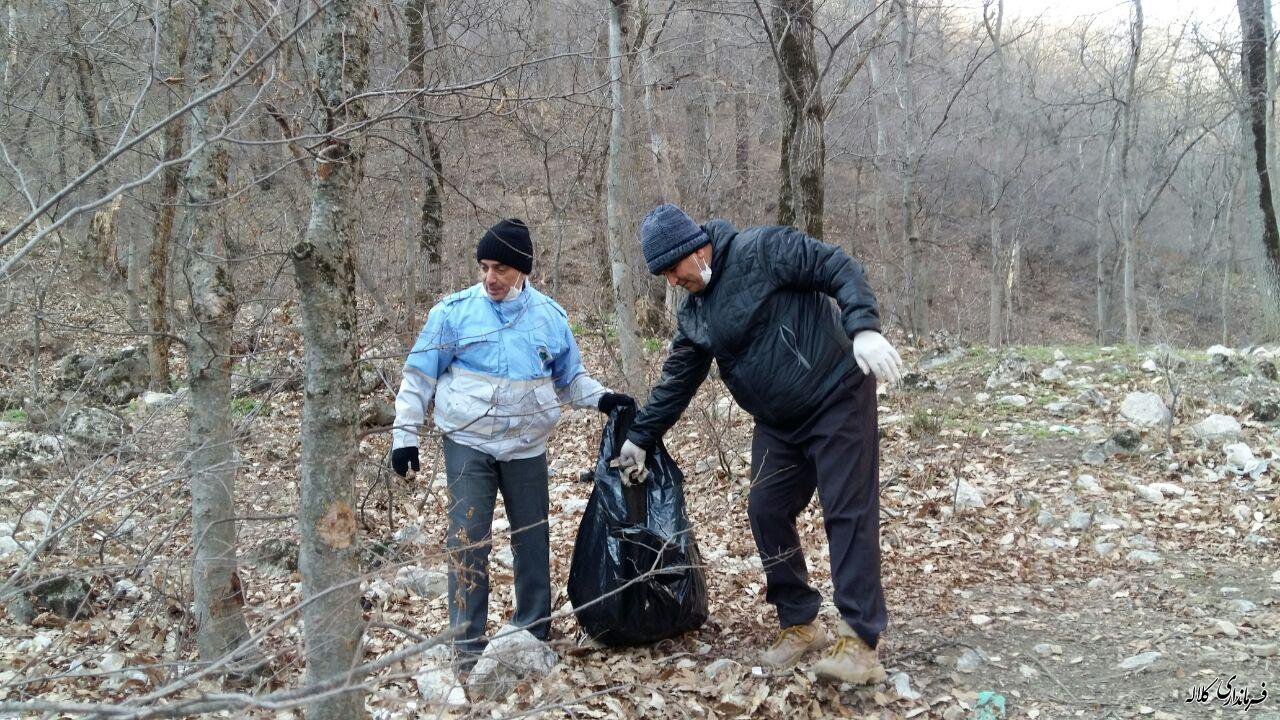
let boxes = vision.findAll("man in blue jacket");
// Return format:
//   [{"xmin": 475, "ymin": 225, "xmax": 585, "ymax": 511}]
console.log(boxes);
[
  {"xmin": 617, "ymin": 204, "xmax": 902, "ymax": 685},
  {"xmin": 389, "ymin": 218, "xmax": 633, "ymax": 664}
]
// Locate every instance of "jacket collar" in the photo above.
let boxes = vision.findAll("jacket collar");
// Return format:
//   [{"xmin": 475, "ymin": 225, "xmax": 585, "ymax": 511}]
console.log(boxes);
[{"xmin": 694, "ymin": 219, "xmax": 737, "ymax": 296}]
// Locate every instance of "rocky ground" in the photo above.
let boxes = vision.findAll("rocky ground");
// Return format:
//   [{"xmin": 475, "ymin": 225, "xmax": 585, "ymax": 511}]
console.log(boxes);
[{"xmin": 0, "ymin": 322, "xmax": 1277, "ymax": 719}]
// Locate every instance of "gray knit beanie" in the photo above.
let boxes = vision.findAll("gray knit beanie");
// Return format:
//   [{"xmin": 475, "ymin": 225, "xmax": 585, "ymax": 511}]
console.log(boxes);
[{"xmin": 639, "ymin": 204, "xmax": 708, "ymax": 274}]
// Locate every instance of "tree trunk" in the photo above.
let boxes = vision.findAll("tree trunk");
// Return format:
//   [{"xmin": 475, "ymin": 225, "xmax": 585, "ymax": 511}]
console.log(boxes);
[
  {"xmin": 405, "ymin": 0, "xmax": 446, "ymax": 300},
  {"xmin": 606, "ymin": 0, "xmax": 643, "ymax": 392},
  {"xmin": 734, "ymin": 89, "xmax": 749, "ymax": 198},
  {"xmin": 1118, "ymin": 0, "xmax": 1143, "ymax": 344},
  {"xmin": 984, "ymin": 0, "xmax": 1006, "ymax": 347},
  {"xmin": 3, "ymin": 2, "xmax": 15, "ymax": 87},
  {"xmin": 1238, "ymin": 0, "xmax": 1280, "ymax": 323},
  {"xmin": 774, "ymin": 0, "xmax": 825, "ymax": 238},
  {"xmin": 291, "ymin": 0, "xmax": 371, "ymax": 717},
  {"xmin": 1094, "ymin": 133, "xmax": 1116, "ymax": 344},
  {"xmin": 288, "ymin": 0, "xmax": 368, "ymax": 712},
  {"xmin": 182, "ymin": 0, "xmax": 257, "ymax": 674},
  {"xmin": 866, "ymin": 41, "xmax": 894, "ymax": 297},
  {"xmin": 894, "ymin": 0, "xmax": 926, "ymax": 339},
  {"xmin": 65, "ymin": 2, "xmax": 115, "ymax": 277},
  {"xmin": 149, "ymin": 23, "xmax": 188, "ymax": 391}
]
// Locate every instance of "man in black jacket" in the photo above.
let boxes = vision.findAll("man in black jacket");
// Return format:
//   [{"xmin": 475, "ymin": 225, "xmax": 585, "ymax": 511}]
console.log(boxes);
[{"xmin": 617, "ymin": 204, "xmax": 903, "ymax": 684}]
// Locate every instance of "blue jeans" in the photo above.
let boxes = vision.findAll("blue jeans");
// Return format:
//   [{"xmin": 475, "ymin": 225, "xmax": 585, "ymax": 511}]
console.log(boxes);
[{"xmin": 442, "ymin": 438, "xmax": 550, "ymax": 656}]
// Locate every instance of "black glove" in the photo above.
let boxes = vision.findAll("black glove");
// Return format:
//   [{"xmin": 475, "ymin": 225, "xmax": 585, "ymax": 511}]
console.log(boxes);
[
  {"xmin": 390, "ymin": 446, "xmax": 420, "ymax": 477},
  {"xmin": 597, "ymin": 392, "xmax": 636, "ymax": 414}
]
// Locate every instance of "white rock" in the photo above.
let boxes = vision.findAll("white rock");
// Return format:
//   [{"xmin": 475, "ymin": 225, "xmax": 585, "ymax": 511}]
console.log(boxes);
[
  {"xmin": 1213, "ymin": 619, "xmax": 1239, "ymax": 638},
  {"xmin": 1019, "ymin": 663, "xmax": 1039, "ymax": 679},
  {"xmin": 393, "ymin": 524, "xmax": 427, "ymax": 546},
  {"xmin": 1046, "ymin": 401, "xmax": 1087, "ymax": 417},
  {"xmin": 953, "ymin": 480, "xmax": 986, "ymax": 509},
  {"xmin": 493, "ymin": 547, "xmax": 515, "ymax": 568},
  {"xmin": 1207, "ymin": 345, "xmax": 1237, "ymax": 358},
  {"xmin": 112, "ymin": 579, "xmax": 142, "ymax": 601},
  {"xmin": 364, "ymin": 579, "xmax": 394, "ymax": 605},
  {"xmin": 395, "ymin": 566, "xmax": 447, "ymax": 599},
  {"xmin": 1224, "ymin": 443, "xmax": 1268, "ymax": 478},
  {"xmin": 23, "ymin": 509, "xmax": 50, "ymax": 530},
  {"xmin": 414, "ymin": 666, "xmax": 467, "ymax": 707},
  {"xmin": 140, "ymin": 391, "xmax": 176, "ymax": 410},
  {"xmin": 1076, "ymin": 475, "xmax": 1103, "ymax": 494},
  {"xmin": 704, "ymin": 658, "xmax": 739, "ymax": 680},
  {"xmin": 975, "ymin": 392, "xmax": 991, "ymax": 403},
  {"xmin": 1231, "ymin": 504, "xmax": 1252, "ymax": 523},
  {"xmin": 1228, "ymin": 598, "xmax": 1257, "ymax": 614},
  {"xmin": 891, "ymin": 671, "xmax": 922, "ymax": 700},
  {"xmin": 1192, "ymin": 414, "xmax": 1242, "ymax": 443},
  {"xmin": 0, "ymin": 535, "xmax": 20, "ymax": 558},
  {"xmin": 560, "ymin": 498, "xmax": 589, "ymax": 515},
  {"xmin": 1053, "ymin": 350, "xmax": 1068, "ymax": 361},
  {"xmin": 1148, "ymin": 482, "xmax": 1184, "ymax": 497},
  {"xmin": 712, "ymin": 397, "xmax": 739, "ymax": 420},
  {"xmin": 1040, "ymin": 368, "xmax": 1066, "ymax": 383},
  {"xmin": 1117, "ymin": 651, "xmax": 1161, "ymax": 671},
  {"xmin": 1067, "ymin": 511, "xmax": 1093, "ymax": 531},
  {"xmin": 997, "ymin": 394, "xmax": 1029, "ymax": 407},
  {"xmin": 1094, "ymin": 542, "xmax": 1116, "ymax": 557},
  {"xmin": 467, "ymin": 625, "xmax": 558, "ymax": 701},
  {"xmin": 1140, "ymin": 358, "xmax": 1159, "ymax": 373},
  {"xmin": 98, "ymin": 653, "xmax": 126, "ymax": 673},
  {"xmin": 491, "ymin": 517, "xmax": 510, "ymax": 533},
  {"xmin": 1120, "ymin": 392, "xmax": 1170, "ymax": 427},
  {"xmin": 16, "ymin": 633, "xmax": 53, "ymax": 653},
  {"xmin": 1249, "ymin": 643, "xmax": 1278, "ymax": 657},
  {"xmin": 1040, "ymin": 538, "xmax": 1070, "ymax": 551},
  {"xmin": 956, "ymin": 648, "xmax": 985, "ymax": 673},
  {"xmin": 970, "ymin": 614, "xmax": 992, "ymax": 626},
  {"xmin": 1127, "ymin": 550, "xmax": 1161, "ymax": 564},
  {"xmin": 1033, "ymin": 643, "xmax": 1062, "ymax": 656},
  {"xmin": 1133, "ymin": 484, "xmax": 1164, "ymax": 503}
]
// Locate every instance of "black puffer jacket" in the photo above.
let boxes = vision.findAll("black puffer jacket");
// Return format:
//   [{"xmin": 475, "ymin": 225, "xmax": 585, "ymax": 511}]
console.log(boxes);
[{"xmin": 627, "ymin": 220, "xmax": 881, "ymax": 448}]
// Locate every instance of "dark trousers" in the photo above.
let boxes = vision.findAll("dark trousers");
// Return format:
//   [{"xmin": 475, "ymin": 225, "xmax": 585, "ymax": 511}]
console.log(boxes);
[
  {"xmin": 746, "ymin": 370, "xmax": 888, "ymax": 648},
  {"xmin": 442, "ymin": 438, "xmax": 551, "ymax": 655}
]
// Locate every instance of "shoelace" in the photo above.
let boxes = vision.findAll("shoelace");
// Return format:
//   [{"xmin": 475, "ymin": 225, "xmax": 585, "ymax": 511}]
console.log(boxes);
[
  {"xmin": 826, "ymin": 637, "xmax": 852, "ymax": 658},
  {"xmin": 770, "ymin": 625, "xmax": 810, "ymax": 649}
]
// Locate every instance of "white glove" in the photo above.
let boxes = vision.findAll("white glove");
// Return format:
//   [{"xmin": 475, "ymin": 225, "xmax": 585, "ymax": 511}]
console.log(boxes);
[
  {"xmin": 613, "ymin": 440, "xmax": 647, "ymax": 485},
  {"xmin": 853, "ymin": 330, "xmax": 904, "ymax": 386}
]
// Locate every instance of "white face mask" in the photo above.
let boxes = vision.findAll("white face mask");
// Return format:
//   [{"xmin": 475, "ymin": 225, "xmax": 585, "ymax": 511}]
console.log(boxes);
[
  {"xmin": 694, "ymin": 255, "xmax": 712, "ymax": 285},
  {"xmin": 502, "ymin": 275, "xmax": 525, "ymax": 301}
]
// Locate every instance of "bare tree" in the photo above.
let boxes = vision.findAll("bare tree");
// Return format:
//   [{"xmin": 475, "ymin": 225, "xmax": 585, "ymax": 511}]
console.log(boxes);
[
  {"xmin": 771, "ymin": 0, "xmax": 825, "ymax": 238},
  {"xmin": 1237, "ymin": 0, "xmax": 1280, "ymax": 319},
  {"xmin": 605, "ymin": 0, "xmax": 643, "ymax": 393},
  {"xmin": 893, "ymin": 0, "xmax": 927, "ymax": 339},
  {"xmin": 1117, "ymin": 0, "xmax": 1143, "ymax": 344},
  {"xmin": 404, "ymin": 0, "xmax": 447, "ymax": 324},
  {"xmin": 181, "ymin": 0, "xmax": 257, "ymax": 673},
  {"xmin": 148, "ymin": 12, "xmax": 189, "ymax": 392}
]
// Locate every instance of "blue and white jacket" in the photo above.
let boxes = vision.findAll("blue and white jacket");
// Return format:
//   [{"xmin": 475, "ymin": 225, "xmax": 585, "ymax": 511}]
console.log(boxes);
[{"xmin": 393, "ymin": 281, "xmax": 608, "ymax": 461}]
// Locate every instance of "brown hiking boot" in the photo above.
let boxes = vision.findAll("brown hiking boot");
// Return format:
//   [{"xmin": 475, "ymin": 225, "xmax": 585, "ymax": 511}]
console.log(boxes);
[
  {"xmin": 760, "ymin": 621, "xmax": 831, "ymax": 668},
  {"xmin": 812, "ymin": 621, "xmax": 886, "ymax": 685}
]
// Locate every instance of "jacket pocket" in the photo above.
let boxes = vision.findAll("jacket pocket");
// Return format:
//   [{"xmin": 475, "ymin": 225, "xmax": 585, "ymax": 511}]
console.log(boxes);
[
  {"xmin": 440, "ymin": 372, "xmax": 505, "ymax": 436},
  {"xmin": 533, "ymin": 382, "xmax": 562, "ymax": 437}
]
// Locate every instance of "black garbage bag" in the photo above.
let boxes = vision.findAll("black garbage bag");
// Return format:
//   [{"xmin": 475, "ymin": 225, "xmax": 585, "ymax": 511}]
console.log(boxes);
[{"xmin": 567, "ymin": 405, "xmax": 708, "ymax": 646}]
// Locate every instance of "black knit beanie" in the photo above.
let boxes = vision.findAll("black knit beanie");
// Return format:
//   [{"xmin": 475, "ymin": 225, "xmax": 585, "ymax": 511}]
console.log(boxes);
[{"xmin": 476, "ymin": 218, "xmax": 533, "ymax": 274}]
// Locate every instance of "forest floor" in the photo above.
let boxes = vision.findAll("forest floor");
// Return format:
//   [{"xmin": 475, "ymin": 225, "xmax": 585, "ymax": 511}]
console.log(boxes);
[{"xmin": 0, "ymin": 290, "xmax": 1277, "ymax": 719}]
